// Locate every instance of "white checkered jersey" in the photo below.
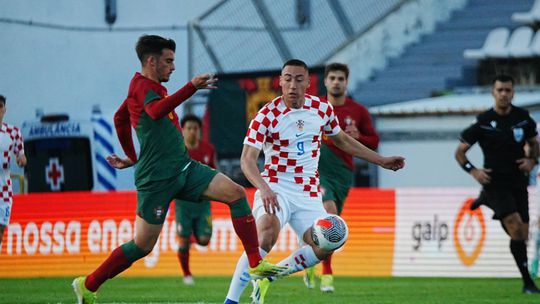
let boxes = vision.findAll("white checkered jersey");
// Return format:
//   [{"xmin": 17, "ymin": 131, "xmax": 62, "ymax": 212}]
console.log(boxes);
[
  {"xmin": 0, "ymin": 123, "xmax": 24, "ymax": 203},
  {"xmin": 244, "ymin": 94, "xmax": 341, "ymax": 198}
]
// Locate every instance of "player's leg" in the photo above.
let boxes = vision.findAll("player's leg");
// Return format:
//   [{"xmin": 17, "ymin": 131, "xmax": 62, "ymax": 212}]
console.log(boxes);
[
  {"xmin": 225, "ymin": 191, "xmax": 287, "ymax": 304},
  {"xmin": 319, "ymin": 198, "xmax": 338, "ymax": 292},
  {"xmin": 499, "ymin": 186, "xmax": 539, "ymax": 293},
  {"xmin": 175, "ymin": 200, "xmax": 195, "ymax": 284},
  {"xmin": 73, "ymin": 178, "xmax": 176, "ymax": 303},
  {"xmin": 199, "ymin": 170, "xmax": 283, "ymax": 275},
  {"xmin": 0, "ymin": 196, "xmax": 12, "ymax": 250}
]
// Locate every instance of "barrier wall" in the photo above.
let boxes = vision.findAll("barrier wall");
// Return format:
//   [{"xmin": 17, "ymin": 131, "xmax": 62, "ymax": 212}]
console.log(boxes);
[
  {"xmin": 0, "ymin": 189, "xmax": 395, "ymax": 278},
  {"xmin": 1, "ymin": 188, "xmax": 535, "ymax": 278}
]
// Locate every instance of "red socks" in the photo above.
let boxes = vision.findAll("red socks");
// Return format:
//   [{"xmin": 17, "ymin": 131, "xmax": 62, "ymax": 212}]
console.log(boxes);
[
  {"xmin": 178, "ymin": 251, "xmax": 191, "ymax": 276},
  {"xmin": 231, "ymin": 214, "xmax": 262, "ymax": 268},
  {"xmin": 85, "ymin": 246, "xmax": 132, "ymax": 292},
  {"xmin": 322, "ymin": 254, "xmax": 333, "ymax": 275}
]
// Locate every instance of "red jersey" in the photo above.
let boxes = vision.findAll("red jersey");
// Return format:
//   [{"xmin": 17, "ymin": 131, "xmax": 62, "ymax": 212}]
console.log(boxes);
[
  {"xmin": 321, "ymin": 96, "xmax": 379, "ymax": 170},
  {"xmin": 187, "ymin": 140, "xmax": 216, "ymax": 169}
]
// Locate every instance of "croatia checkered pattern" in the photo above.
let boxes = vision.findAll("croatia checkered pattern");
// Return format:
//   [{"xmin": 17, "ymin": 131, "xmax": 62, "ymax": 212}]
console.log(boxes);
[
  {"xmin": 0, "ymin": 123, "xmax": 24, "ymax": 217},
  {"xmin": 244, "ymin": 94, "xmax": 340, "ymax": 198}
]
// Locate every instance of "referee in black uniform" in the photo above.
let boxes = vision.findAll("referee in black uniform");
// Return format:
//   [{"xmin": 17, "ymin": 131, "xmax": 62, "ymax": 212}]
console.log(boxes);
[{"xmin": 455, "ymin": 74, "xmax": 540, "ymax": 294}]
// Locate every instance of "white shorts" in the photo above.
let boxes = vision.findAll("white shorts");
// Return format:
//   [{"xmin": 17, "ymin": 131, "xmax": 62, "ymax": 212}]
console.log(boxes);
[
  {"xmin": 252, "ymin": 189, "xmax": 327, "ymax": 244},
  {"xmin": 0, "ymin": 197, "xmax": 12, "ymax": 226}
]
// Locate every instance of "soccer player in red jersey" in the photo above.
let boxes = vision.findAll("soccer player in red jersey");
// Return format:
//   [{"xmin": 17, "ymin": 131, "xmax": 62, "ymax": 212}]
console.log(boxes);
[
  {"xmin": 72, "ymin": 35, "xmax": 285, "ymax": 304},
  {"xmin": 175, "ymin": 114, "xmax": 217, "ymax": 285},
  {"xmin": 304, "ymin": 63, "xmax": 380, "ymax": 292}
]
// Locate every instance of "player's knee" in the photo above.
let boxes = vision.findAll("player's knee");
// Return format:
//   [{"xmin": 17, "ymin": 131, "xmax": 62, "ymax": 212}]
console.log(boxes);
[
  {"xmin": 197, "ymin": 236, "xmax": 210, "ymax": 246},
  {"xmin": 228, "ymin": 183, "xmax": 246, "ymax": 202}
]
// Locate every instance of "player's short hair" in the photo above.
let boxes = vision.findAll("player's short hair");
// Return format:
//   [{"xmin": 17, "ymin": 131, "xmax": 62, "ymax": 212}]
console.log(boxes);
[
  {"xmin": 135, "ymin": 35, "xmax": 176, "ymax": 64},
  {"xmin": 0, "ymin": 95, "xmax": 5, "ymax": 105},
  {"xmin": 325, "ymin": 63, "xmax": 349, "ymax": 79},
  {"xmin": 181, "ymin": 114, "xmax": 202, "ymax": 128},
  {"xmin": 282, "ymin": 59, "xmax": 308, "ymax": 71},
  {"xmin": 492, "ymin": 74, "xmax": 514, "ymax": 86}
]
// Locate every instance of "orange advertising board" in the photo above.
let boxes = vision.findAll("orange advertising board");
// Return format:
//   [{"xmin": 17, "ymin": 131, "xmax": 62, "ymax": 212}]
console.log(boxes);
[{"xmin": 0, "ymin": 189, "xmax": 395, "ymax": 278}]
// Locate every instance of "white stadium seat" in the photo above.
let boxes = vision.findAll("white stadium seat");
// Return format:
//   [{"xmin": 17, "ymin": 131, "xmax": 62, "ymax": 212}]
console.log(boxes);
[
  {"xmin": 508, "ymin": 26, "xmax": 534, "ymax": 57},
  {"xmin": 530, "ymin": 30, "xmax": 540, "ymax": 56},
  {"xmin": 512, "ymin": 0, "xmax": 540, "ymax": 24},
  {"xmin": 463, "ymin": 27, "xmax": 510, "ymax": 59}
]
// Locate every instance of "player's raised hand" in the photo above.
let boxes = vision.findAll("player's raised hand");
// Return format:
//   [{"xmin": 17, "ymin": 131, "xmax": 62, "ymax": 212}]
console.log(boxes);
[
  {"xmin": 107, "ymin": 154, "xmax": 135, "ymax": 169},
  {"xmin": 191, "ymin": 73, "xmax": 218, "ymax": 89},
  {"xmin": 380, "ymin": 156, "xmax": 405, "ymax": 171}
]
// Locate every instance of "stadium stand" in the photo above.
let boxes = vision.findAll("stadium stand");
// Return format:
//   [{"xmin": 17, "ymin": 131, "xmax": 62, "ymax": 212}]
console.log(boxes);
[
  {"xmin": 463, "ymin": 27, "xmax": 510, "ymax": 60},
  {"xmin": 512, "ymin": 0, "xmax": 540, "ymax": 25},
  {"xmin": 352, "ymin": 0, "xmax": 534, "ymax": 106}
]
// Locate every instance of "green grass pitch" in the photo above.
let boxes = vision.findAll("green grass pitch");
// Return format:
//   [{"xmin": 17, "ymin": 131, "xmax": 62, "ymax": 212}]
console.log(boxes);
[{"xmin": 1, "ymin": 276, "xmax": 538, "ymax": 303}]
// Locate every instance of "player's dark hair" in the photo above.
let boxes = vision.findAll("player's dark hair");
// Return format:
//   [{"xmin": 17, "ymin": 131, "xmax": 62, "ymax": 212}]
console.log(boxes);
[
  {"xmin": 0, "ymin": 95, "xmax": 5, "ymax": 105},
  {"xmin": 135, "ymin": 35, "xmax": 176, "ymax": 64},
  {"xmin": 492, "ymin": 74, "xmax": 515, "ymax": 86},
  {"xmin": 181, "ymin": 114, "xmax": 202, "ymax": 128},
  {"xmin": 282, "ymin": 59, "xmax": 308, "ymax": 71},
  {"xmin": 325, "ymin": 63, "xmax": 349, "ymax": 79}
]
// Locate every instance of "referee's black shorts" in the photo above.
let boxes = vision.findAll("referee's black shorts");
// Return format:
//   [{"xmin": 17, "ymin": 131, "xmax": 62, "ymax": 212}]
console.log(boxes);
[{"xmin": 483, "ymin": 184, "xmax": 529, "ymax": 223}]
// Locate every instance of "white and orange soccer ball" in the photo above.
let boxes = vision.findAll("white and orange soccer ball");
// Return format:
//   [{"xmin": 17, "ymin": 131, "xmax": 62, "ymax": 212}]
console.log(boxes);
[{"xmin": 311, "ymin": 214, "xmax": 349, "ymax": 251}]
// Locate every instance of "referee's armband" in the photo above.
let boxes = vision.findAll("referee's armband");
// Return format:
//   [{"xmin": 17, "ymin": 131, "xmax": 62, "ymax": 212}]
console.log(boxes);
[{"xmin": 461, "ymin": 161, "xmax": 476, "ymax": 173}]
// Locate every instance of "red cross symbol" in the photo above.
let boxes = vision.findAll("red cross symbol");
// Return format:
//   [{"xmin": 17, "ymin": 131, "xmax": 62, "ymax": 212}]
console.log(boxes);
[{"xmin": 45, "ymin": 158, "xmax": 64, "ymax": 191}]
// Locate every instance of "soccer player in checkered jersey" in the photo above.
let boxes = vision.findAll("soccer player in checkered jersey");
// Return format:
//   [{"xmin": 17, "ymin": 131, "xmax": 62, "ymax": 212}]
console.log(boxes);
[
  {"xmin": 0, "ymin": 95, "xmax": 27, "ymax": 250},
  {"xmin": 304, "ymin": 62, "xmax": 380, "ymax": 292},
  {"xmin": 72, "ymin": 35, "xmax": 285, "ymax": 304},
  {"xmin": 223, "ymin": 59, "xmax": 404, "ymax": 304}
]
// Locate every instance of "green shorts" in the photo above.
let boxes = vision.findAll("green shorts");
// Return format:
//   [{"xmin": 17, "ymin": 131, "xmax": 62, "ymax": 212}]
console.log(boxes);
[
  {"xmin": 320, "ymin": 175, "xmax": 351, "ymax": 215},
  {"xmin": 136, "ymin": 161, "xmax": 218, "ymax": 224},
  {"xmin": 175, "ymin": 200, "xmax": 212, "ymax": 238}
]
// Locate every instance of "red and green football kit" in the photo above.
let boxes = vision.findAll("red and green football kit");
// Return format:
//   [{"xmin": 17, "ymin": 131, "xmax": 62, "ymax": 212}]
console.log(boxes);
[
  {"xmin": 175, "ymin": 140, "xmax": 217, "ymax": 238},
  {"xmin": 114, "ymin": 72, "xmax": 217, "ymax": 224},
  {"xmin": 318, "ymin": 96, "xmax": 379, "ymax": 214}
]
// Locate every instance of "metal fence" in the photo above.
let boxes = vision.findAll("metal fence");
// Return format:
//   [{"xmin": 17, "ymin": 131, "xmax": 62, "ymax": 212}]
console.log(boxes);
[{"xmin": 187, "ymin": 0, "xmax": 405, "ymax": 77}]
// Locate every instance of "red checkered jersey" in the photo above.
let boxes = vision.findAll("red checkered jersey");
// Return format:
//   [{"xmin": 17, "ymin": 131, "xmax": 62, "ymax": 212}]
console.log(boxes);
[
  {"xmin": 244, "ymin": 94, "xmax": 341, "ymax": 198},
  {"xmin": 0, "ymin": 123, "xmax": 24, "ymax": 202}
]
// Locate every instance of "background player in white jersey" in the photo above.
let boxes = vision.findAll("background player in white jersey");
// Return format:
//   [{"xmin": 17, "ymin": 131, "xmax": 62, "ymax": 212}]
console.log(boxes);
[
  {"xmin": 223, "ymin": 60, "xmax": 405, "ymax": 304},
  {"xmin": 0, "ymin": 95, "xmax": 27, "ymax": 250}
]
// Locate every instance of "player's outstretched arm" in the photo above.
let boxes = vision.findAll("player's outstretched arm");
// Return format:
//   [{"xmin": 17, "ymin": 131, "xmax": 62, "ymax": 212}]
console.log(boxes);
[{"xmin": 329, "ymin": 130, "xmax": 404, "ymax": 171}]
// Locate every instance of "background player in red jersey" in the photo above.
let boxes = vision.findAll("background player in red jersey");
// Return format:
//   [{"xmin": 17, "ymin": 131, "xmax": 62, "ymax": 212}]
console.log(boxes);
[
  {"xmin": 304, "ymin": 63, "xmax": 380, "ymax": 292},
  {"xmin": 72, "ymin": 35, "xmax": 284, "ymax": 304},
  {"xmin": 175, "ymin": 114, "xmax": 217, "ymax": 285},
  {"xmin": 0, "ymin": 95, "xmax": 27, "ymax": 250}
]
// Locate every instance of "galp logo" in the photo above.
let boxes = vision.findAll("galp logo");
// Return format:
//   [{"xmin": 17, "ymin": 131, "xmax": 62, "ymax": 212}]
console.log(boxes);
[{"xmin": 453, "ymin": 198, "xmax": 486, "ymax": 266}]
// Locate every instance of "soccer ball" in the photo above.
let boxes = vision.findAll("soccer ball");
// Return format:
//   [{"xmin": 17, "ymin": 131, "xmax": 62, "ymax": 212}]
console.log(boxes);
[{"xmin": 311, "ymin": 214, "xmax": 349, "ymax": 251}]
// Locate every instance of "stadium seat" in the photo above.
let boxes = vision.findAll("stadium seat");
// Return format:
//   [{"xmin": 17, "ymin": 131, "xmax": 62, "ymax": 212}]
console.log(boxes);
[
  {"xmin": 463, "ymin": 27, "xmax": 510, "ymax": 59},
  {"xmin": 512, "ymin": 0, "xmax": 540, "ymax": 24},
  {"xmin": 531, "ymin": 30, "xmax": 540, "ymax": 56},
  {"xmin": 508, "ymin": 26, "xmax": 534, "ymax": 57}
]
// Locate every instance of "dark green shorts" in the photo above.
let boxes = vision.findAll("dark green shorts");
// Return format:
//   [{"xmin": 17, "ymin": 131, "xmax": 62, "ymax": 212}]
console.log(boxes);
[
  {"xmin": 320, "ymin": 175, "xmax": 351, "ymax": 215},
  {"xmin": 175, "ymin": 200, "xmax": 212, "ymax": 238},
  {"xmin": 136, "ymin": 161, "xmax": 218, "ymax": 224}
]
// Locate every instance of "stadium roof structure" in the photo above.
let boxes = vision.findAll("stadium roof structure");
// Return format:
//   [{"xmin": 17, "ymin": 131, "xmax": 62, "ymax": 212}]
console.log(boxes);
[
  {"xmin": 187, "ymin": 0, "xmax": 405, "ymax": 76},
  {"xmin": 369, "ymin": 91, "xmax": 540, "ymax": 117}
]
